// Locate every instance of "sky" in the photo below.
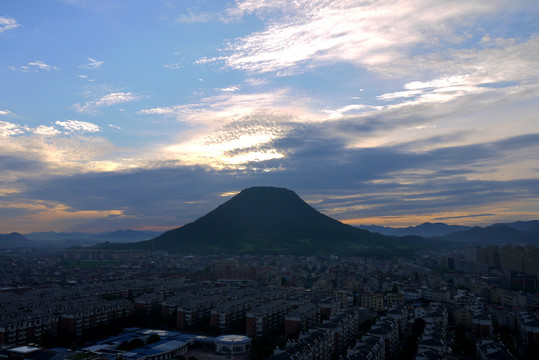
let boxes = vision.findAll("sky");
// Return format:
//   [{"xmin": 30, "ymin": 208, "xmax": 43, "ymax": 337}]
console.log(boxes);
[{"xmin": 1, "ymin": 0, "xmax": 538, "ymax": 233}]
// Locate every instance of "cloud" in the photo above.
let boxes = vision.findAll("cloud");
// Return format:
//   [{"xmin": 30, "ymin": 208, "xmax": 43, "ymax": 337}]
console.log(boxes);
[
  {"xmin": 0, "ymin": 16, "xmax": 19, "ymax": 33},
  {"xmin": 0, "ymin": 132, "xmax": 125, "ymax": 183},
  {"xmin": 138, "ymin": 89, "xmax": 312, "ymax": 124},
  {"xmin": 371, "ymin": 35, "xmax": 539, "ymax": 80},
  {"xmin": 0, "ymin": 110, "xmax": 14, "ymax": 116},
  {"xmin": 377, "ymin": 74, "xmax": 489, "ymax": 108},
  {"xmin": 217, "ymin": 86, "xmax": 240, "ymax": 92},
  {"xmin": 79, "ymin": 57, "xmax": 103, "ymax": 69},
  {"xmin": 432, "ymin": 213, "xmax": 496, "ymax": 221},
  {"xmin": 15, "ymin": 61, "xmax": 60, "ymax": 72},
  {"xmin": 73, "ymin": 92, "xmax": 142, "ymax": 114},
  {"xmin": 0, "ymin": 155, "xmax": 45, "ymax": 173},
  {"xmin": 33, "ymin": 125, "xmax": 61, "ymax": 137},
  {"xmin": 163, "ymin": 115, "xmax": 293, "ymax": 168},
  {"xmin": 1, "ymin": 120, "xmax": 99, "ymax": 138},
  {"xmin": 0, "ymin": 196, "xmax": 127, "ymax": 233},
  {"xmin": 177, "ymin": 10, "xmax": 213, "ymax": 24},
  {"xmin": 55, "ymin": 120, "xmax": 100, "ymax": 133},
  {"xmin": 0, "ymin": 121, "xmax": 27, "ymax": 137},
  {"xmin": 164, "ymin": 63, "xmax": 182, "ymax": 69},
  {"xmin": 94, "ymin": 92, "xmax": 139, "ymax": 107},
  {"xmin": 214, "ymin": 0, "xmax": 503, "ymax": 75},
  {"xmin": 9, "ymin": 131, "xmax": 538, "ymax": 231},
  {"xmin": 322, "ymin": 104, "xmax": 382, "ymax": 119},
  {"xmin": 138, "ymin": 89, "xmax": 324, "ymax": 169},
  {"xmin": 1, "ymin": 1, "xmax": 536, "ymax": 231},
  {"xmin": 139, "ymin": 54, "xmax": 539, "ymax": 169},
  {"xmin": 2, "ymin": 68, "xmax": 538, "ymax": 229}
]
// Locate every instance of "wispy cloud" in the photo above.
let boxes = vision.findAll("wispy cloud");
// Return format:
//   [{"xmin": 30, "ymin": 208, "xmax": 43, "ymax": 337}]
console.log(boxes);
[
  {"xmin": 217, "ymin": 86, "xmax": 240, "ymax": 92},
  {"xmin": 0, "ymin": 16, "xmax": 19, "ymax": 33},
  {"xmin": 138, "ymin": 89, "xmax": 310, "ymax": 124},
  {"xmin": 79, "ymin": 57, "xmax": 103, "ymax": 69},
  {"xmin": 0, "ymin": 110, "xmax": 14, "ymax": 116},
  {"xmin": 177, "ymin": 9, "xmax": 213, "ymax": 24},
  {"xmin": 433, "ymin": 213, "xmax": 496, "ymax": 221},
  {"xmin": 371, "ymin": 35, "xmax": 539, "ymax": 80},
  {"xmin": 322, "ymin": 104, "xmax": 382, "ymax": 119},
  {"xmin": 73, "ymin": 92, "xmax": 142, "ymax": 114},
  {"xmin": 164, "ymin": 63, "xmax": 182, "ymax": 70},
  {"xmin": 14, "ymin": 61, "xmax": 60, "ymax": 72},
  {"xmin": 214, "ymin": 0, "xmax": 501, "ymax": 75},
  {"xmin": 55, "ymin": 120, "xmax": 100, "ymax": 133},
  {"xmin": 94, "ymin": 92, "xmax": 140, "ymax": 107},
  {"xmin": 378, "ymin": 74, "xmax": 487, "ymax": 107}
]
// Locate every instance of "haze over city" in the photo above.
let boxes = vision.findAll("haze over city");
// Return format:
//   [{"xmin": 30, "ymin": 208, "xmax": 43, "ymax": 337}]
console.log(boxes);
[{"xmin": 1, "ymin": 0, "xmax": 538, "ymax": 233}]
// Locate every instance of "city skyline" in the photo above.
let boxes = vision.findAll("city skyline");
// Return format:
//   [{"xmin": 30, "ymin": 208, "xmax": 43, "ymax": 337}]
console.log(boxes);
[{"xmin": 1, "ymin": 0, "xmax": 538, "ymax": 233}]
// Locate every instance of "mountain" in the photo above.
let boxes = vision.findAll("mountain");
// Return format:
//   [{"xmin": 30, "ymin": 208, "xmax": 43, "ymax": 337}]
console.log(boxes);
[
  {"xmin": 0, "ymin": 232, "xmax": 34, "ymax": 248},
  {"xmin": 442, "ymin": 222, "xmax": 539, "ymax": 245},
  {"xmin": 116, "ymin": 186, "xmax": 426, "ymax": 256},
  {"xmin": 94, "ymin": 230, "xmax": 162, "ymax": 242},
  {"xmin": 358, "ymin": 222, "xmax": 471, "ymax": 237},
  {"xmin": 24, "ymin": 230, "xmax": 162, "ymax": 245},
  {"xmin": 490, "ymin": 220, "xmax": 539, "ymax": 232},
  {"xmin": 25, "ymin": 231, "xmax": 94, "ymax": 242},
  {"xmin": 359, "ymin": 220, "xmax": 539, "ymax": 245}
]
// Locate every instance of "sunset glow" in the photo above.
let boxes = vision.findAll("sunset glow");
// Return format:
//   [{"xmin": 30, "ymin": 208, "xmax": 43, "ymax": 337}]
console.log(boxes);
[{"xmin": 1, "ymin": 0, "xmax": 538, "ymax": 232}]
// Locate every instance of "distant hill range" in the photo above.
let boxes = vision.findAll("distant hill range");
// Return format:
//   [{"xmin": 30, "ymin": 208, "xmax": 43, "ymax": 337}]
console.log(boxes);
[
  {"xmin": 109, "ymin": 186, "xmax": 439, "ymax": 256},
  {"xmin": 359, "ymin": 220, "xmax": 539, "ymax": 245},
  {"xmin": 0, "ymin": 230, "xmax": 162, "ymax": 249},
  {"xmin": 358, "ymin": 222, "xmax": 471, "ymax": 237},
  {"xmin": 442, "ymin": 221, "xmax": 539, "ymax": 245},
  {"xmin": 25, "ymin": 229, "xmax": 162, "ymax": 243}
]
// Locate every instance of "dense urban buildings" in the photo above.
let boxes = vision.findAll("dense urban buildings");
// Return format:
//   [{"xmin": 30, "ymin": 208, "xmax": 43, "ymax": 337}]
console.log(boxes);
[{"xmin": 1, "ymin": 246, "xmax": 539, "ymax": 359}]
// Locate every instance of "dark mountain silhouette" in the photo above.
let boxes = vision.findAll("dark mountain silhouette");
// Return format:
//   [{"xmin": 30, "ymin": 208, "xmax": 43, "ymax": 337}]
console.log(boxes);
[
  {"xmin": 359, "ymin": 220, "xmax": 539, "ymax": 245},
  {"xmin": 95, "ymin": 230, "xmax": 162, "ymax": 242},
  {"xmin": 24, "ymin": 231, "xmax": 89, "ymax": 241},
  {"xmin": 0, "ymin": 232, "xmax": 34, "ymax": 248},
  {"xmin": 358, "ymin": 222, "xmax": 471, "ymax": 237},
  {"xmin": 118, "ymin": 186, "xmax": 427, "ymax": 256},
  {"xmin": 24, "ymin": 229, "xmax": 161, "ymax": 246},
  {"xmin": 528, "ymin": 223, "xmax": 539, "ymax": 234},
  {"xmin": 490, "ymin": 220, "xmax": 539, "ymax": 232},
  {"xmin": 442, "ymin": 222, "xmax": 539, "ymax": 245}
]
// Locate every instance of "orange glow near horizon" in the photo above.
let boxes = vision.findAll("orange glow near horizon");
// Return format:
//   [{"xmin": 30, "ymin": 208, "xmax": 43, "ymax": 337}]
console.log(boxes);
[
  {"xmin": 339, "ymin": 210, "xmax": 495, "ymax": 227},
  {"xmin": 339, "ymin": 210, "xmax": 538, "ymax": 228}
]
